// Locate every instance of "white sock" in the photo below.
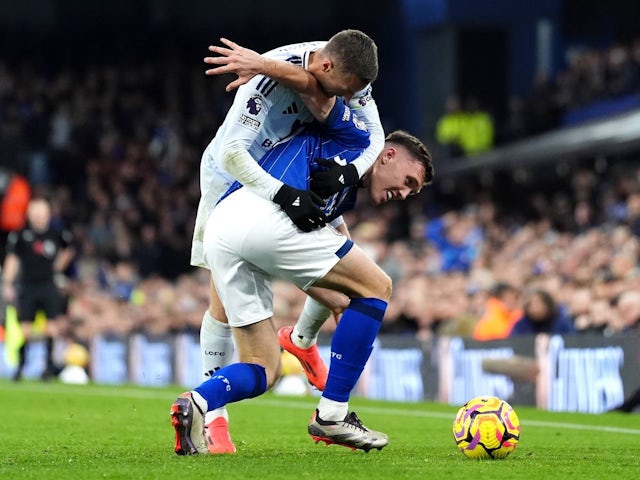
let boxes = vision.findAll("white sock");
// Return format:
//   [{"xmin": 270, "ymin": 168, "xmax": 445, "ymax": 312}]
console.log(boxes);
[
  {"xmin": 200, "ymin": 310, "xmax": 234, "ymax": 424},
  {"xmin": 191, "ymin": 390, "xmax": 208, "ymax": 414},
  {"xmin": 317, "ymin": 396, "xmax": 348, "ymax": 421},
  {"xmin": 292, "ymin": 297, "xmax": 330, "ymax": 349}
]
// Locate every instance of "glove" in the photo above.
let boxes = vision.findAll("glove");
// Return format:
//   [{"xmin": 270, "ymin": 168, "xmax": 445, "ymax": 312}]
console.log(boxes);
[
  {"xmin": 310, "ymin": 158, "xmax": 359, "ymax": 198},
  {"xmin": 273, "ymin": 184, "xmax": 328, "ymax": 232}
]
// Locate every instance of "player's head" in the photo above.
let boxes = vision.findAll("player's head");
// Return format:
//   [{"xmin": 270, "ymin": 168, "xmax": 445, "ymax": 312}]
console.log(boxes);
[
  {"xmin": 363, "ymin": 130, "xmax": 434, "ymax": 205},
  {"xmin": 312, "ymin": 29, "xmax": 378, "ymax": 97},
  {"xmin": 26, "ymin": 197, "xmax": 51, "ymax": 232}
]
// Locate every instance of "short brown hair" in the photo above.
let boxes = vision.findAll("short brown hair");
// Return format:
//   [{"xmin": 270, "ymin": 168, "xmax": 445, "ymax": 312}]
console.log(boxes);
[
  {"xmin": 385, "ymin": 130, "xmax": 434, "ymax": 185},
  {"xmin": 324, "ymin": 29, "xmax": 378, "ymax": 84}
]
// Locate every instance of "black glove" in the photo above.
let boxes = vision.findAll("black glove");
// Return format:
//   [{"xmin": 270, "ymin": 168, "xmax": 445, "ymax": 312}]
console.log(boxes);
[
  {"xmin": 310, "ymin": 158, "xmax": 359, "ymax": 198},
  {"xmin": 273, "ymin": 184, "xmax": 328, "ymax": 232}
]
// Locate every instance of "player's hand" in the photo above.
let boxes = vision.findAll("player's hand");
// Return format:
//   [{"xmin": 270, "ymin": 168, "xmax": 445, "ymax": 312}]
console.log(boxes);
[
  {"xmin": 2, "ymin": 283, "xmax": 16, "ymax": 304},
  {"xmin": 273, "ymin": 184, "xmax": 328, "ymax": 232},
  {"xmin": 310, "ymin": 158, "xmax": 359, "ymax": 198},
  {"xmin": 204, "ymin": 38, "xmax": 269, "ymax": 92}
]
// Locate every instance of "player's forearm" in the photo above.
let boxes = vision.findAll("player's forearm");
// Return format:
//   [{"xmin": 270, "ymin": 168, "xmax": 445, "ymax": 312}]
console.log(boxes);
[
  {"xmin": 299, "ymin": 92, "xmax": 335, "ymax": 123},
  {"xmin": 260, "ymin": 59, "xmax": 334, "ymax": 122},
  {"xmin": 2, "ymin": 254, "xmax": 19, "ymax": 284},
  {"xmin": 220, "ymin": 143, "xmax": 283, "ymax": 200},
  {"xmin": 351, "ymin": 111, "xmax": 384, "ymax": 177},
  {"xmin": 261, "ymin": 58, "xmax": 315, "ymax": 93},
  {"xmin": 54, "ymin": 248, "xmax": 75, "ymax": 273},
  {"xmin": 348, "ymin": 92, "xmax": 385, "ymax": 177}
]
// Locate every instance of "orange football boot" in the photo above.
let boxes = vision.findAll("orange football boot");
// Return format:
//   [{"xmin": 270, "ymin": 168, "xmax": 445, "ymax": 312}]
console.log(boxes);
[{"xmin": 277, "ymin": 326, "xmax": 328, "ymax": 391}]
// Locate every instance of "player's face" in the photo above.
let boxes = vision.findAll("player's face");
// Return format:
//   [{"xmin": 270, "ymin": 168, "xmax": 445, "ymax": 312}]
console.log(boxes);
[
  {"xmin": 27, "ymin": 200, "xmax": 51, "ymax": 232},
  {"xmin": 321, "ymin": 73, "xmax": 365, "ymax": 97},
  {"xmin": 317, "ymin": 62, "xmax": 366, "ymax": 97},
  {"xmin": 366, "ymin": 148, "xmax": 425, "ymax": 205}
]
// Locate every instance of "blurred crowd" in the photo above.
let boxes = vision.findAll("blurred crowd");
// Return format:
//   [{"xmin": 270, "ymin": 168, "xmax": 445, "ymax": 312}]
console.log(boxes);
[
  {"xmin": 1, "ymin": 37, "xmax": 640, "ymax": 346},
  {"xmin": 436, "ymin": 35, "xmax": 640, "ymax": 158},
  {"xmin": 502, "ymin": 35, "xmax": 640, "ymax": 142},
  {"xmin": 335, "ymin": 158, "xmax": 640, "ymax": 342}
]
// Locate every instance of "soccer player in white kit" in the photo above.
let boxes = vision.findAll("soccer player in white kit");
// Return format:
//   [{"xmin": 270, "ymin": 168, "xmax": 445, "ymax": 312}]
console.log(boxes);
[
  {"xmin": 172, "ymin": 55, "xmax": 433, "ymax": 453},
  {"xmin": 189, "ymin": 31, "xmax": 385, "ymax": 453}
]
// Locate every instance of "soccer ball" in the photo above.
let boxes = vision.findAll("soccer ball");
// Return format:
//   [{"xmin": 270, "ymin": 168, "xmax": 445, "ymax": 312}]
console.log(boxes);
[{"xmin": 452, "ymin": 396, "xmax": 520, "ymax": 459}]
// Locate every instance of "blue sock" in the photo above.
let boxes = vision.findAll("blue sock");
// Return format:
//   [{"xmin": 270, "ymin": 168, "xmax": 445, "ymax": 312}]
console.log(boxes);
[
  {"xmin": 194, "ymin": 362, "xmax": 267, "ymax": 411},
  {"xmin": 323, "ymin": 297, "xmax": 387, "ymax": 402}
]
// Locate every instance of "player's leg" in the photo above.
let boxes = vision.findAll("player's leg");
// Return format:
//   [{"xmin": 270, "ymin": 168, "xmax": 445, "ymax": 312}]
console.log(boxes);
[
  {"xmin": 250, "ymin": 227, "xmax": 390, "ymax": 450},
  {"xmin": 172, "ymin": 206, "xmax": 281, "ymax": 455},
  {"xmin": 171, "ymin": 318, "xmax": 280, "ymax": 455},
  {"xmin": 278, "ymin": 288, "xmax": 348, "ymax": 390},
  {"xmin": 200, "ymin": 274, "xmax": 236, "ymax": 453},
  {"xmin": 306, "ymin": 243, "xmax": 392, "ymax": 451},
  {"xmin": 14, "ymin": 290, "xmax": 38, "ymax": 382},
  {"xmin": 40, "ymin": 285, "xmax": 65, "ymax": 380},
  {"xmin": 218, "ymin": 190, "xmax": 390, "ymax": 450}
]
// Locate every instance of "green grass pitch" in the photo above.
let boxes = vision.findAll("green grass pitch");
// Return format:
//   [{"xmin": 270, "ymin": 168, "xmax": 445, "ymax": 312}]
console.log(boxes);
[{"xmin": 1, "ymin": 380, "xmax": 639, "ymax": 479}]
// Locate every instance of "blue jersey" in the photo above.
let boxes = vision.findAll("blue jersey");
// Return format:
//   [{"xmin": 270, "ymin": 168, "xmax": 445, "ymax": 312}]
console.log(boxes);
[{"xmin": 219, "ymin": 100, "xmax": 370, "ymax": 221}]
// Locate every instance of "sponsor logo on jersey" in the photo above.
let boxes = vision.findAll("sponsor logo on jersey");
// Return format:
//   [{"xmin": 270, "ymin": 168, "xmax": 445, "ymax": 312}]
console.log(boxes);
[
  {"xmin": 353, "ymin": 117, "xmax": 367, "ymax": 131},
  {"xmin": 342, "ymin": 105, "xmax": 351, "ymax": 122},
  {"xmin": 246, "ymin": 95, "xmax": 264, "ymax": 115},
  {"xmin": 239, "ymin": 114, "xmax": 261, "ymax": 131}
]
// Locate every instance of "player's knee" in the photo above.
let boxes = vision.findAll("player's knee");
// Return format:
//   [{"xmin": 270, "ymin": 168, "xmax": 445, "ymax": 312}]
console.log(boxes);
[
  {"xmin": 373, "ymin": 272, "xmax": 392, "ymax": 301},
  {"xmin": 208, "ymin": 304, "xmax": 228, "ymax": 323}
]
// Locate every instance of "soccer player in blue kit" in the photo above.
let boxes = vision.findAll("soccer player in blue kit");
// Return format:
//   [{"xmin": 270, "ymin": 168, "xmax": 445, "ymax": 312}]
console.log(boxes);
[{"xmin": 172, "ymin": 44, "xmax": 434, "ymax": 454}]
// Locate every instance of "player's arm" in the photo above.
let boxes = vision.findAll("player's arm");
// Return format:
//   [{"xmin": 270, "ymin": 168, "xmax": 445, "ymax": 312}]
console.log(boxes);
[
  {"xmin": 205, "ymin": 38, "xmax": 335, "ymax": 122},
  {"xmin": 54, "ymin": 230, "xmax": 75, "ymax": 274},
  {"xmin": 216, "ymin": 77, "xmax": 327, "ymax": 231},
  {"xmin": 2, "ymin": 235, "xmax": 20, "ymax": 303},
  {"xmin": 309, "ymin": 88, "xmax": 385, "ymax": 198},
  {"xmin": 207, "ymin": 39, "xmax": 383, "ymax": 195},
  {"xmin": 347, "ymin": 87, "xmax": 385, "ymax": 177}
]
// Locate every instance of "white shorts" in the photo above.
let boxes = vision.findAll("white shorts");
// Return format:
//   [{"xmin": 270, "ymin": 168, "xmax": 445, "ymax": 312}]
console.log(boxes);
[
  {"xmin": 190, "ymin": 143, "xmax": 236, "ymax": 268},
  {"xmin": 203, "ymin": 188, "xmax": 353, "ymax": 327}
]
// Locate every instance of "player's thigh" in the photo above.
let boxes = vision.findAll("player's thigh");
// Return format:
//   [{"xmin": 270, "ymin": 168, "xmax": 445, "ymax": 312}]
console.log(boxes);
[
  {"xmin": 17, "ymin": 289, "xmax": 38, "ymax": 323},
  {"xmin": 205, "ymin": 232, "xmax": 274, "ymax": 328},
  {"xmin": 232, "ymin": 319, "xmax": 282, "ymax": 387},
  {"xmin": 314, "ymin": 243, "xmax": 392, "ymax": 301},
  {"xmin": 40, "ymin": 286, "xmax": 62, "ymax": 319},
  {"xmin": 208, "ymin": 274, "xmax": 228, "ymax": 323}
]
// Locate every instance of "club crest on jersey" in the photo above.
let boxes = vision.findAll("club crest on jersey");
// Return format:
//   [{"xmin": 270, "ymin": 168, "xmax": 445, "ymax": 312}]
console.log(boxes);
[{"xmin": 246, "ymin": 95, "xmax": 264, "ymax": 115}]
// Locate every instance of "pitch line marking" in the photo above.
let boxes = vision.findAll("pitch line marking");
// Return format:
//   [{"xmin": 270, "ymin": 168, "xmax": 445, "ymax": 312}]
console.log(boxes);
[{"xmin": 6, "ymin": 382, "xmax": 640, "ymax": 435}]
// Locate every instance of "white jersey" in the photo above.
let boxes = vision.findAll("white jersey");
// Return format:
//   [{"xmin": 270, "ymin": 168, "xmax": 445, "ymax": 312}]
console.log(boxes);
[{"xmin": 191, "ymin": 41, "xmax": 383, "ymax": 267}]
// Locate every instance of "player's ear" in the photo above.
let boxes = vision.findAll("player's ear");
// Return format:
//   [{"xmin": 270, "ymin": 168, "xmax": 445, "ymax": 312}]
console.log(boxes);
[
  {"xmin": 381, "ymin": 147, "xmax": 396, "ymax": 164},
  {"xmin": 322, "ymin": 58, "xmax": 333, "ymax": 73}
]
